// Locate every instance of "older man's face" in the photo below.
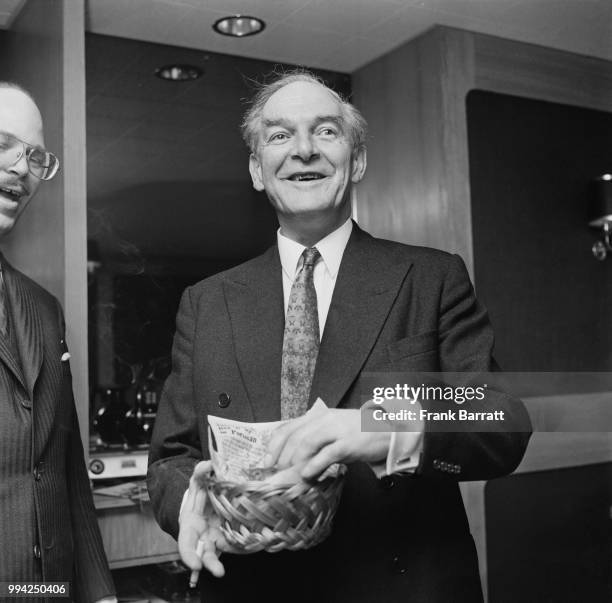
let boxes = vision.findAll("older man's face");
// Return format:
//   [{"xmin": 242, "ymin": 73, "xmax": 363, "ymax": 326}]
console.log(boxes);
[
  {"xmin": 0, "ymin": 88, "xmax": 44, "ymax": 237},
  {"xmin": 249, "ymin": 81, "xmax": 366, "ymax": 225}
]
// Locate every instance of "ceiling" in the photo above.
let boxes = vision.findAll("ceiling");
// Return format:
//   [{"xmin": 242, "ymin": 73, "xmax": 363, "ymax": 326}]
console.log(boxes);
[{"xmin": 1, "ymin": 0, "xmax": 612, "ymax": 72}]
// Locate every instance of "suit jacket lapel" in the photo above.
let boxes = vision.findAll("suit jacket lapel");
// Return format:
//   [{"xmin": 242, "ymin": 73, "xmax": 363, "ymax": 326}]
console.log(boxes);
[
  {"xmin": 2, "ymin": 260, "xmax": 44, "ymax": 398},
  {"xmin": 223, "ymin": 247, "xmax": 285, "ymax": 421},
  {"xmin": 310, "ymin": 224, "xmax": 412, "ymax": 408},
  {"xmin": 223, "ymin": 226, "xmax": 412, "ymax": 417}
]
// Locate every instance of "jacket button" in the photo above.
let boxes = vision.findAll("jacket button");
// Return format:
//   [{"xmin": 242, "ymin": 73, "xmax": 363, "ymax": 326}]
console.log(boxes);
[
  {"xmin": 433, "ymin": 459, "xmax": 440, "ymax": 469},
  {"xmin": 218, "ymin": 393, "xmax": 231, "ymax": 408},
  {"xmin": 391, "ymin": 555, "xmax": 407, "ymax": 574},
  {"xmin": 380, "ymin": 475, "xmax": 395, "ymax": 490},
  {"xmin": 33, "ymin": 544, "xmax": 41, "ymax": 559},
  {"xmin": 33, "ymin": 466, "xmax": 41, "ymax": 481}
]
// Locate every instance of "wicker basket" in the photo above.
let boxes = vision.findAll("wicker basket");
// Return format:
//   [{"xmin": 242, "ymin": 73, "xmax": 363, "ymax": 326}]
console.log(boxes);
[{"xmin": 205, "ymin": 466, "xmax": 347, "ymax": 553}]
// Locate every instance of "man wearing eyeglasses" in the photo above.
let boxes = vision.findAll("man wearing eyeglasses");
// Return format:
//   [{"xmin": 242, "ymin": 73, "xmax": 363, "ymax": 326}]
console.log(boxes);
[{"xmin": 0, "ymin": 82, "xmax": 116, "ymax": 602}]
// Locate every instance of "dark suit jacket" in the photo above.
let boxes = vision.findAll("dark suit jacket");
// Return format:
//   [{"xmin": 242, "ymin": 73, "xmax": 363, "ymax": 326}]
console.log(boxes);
[
  {"xmin": 0, "ymin": 257, "xmax": 114, "ymax": 602},
  {"xmin": 148, "ymin": 224, "xmax": 531, "ymax": 603}
]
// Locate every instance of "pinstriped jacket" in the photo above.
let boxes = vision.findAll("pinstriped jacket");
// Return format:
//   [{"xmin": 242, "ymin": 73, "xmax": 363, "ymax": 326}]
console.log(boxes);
[{"xmin": 0, "ymin": 256, "xmax": 114, "ymax": 602}]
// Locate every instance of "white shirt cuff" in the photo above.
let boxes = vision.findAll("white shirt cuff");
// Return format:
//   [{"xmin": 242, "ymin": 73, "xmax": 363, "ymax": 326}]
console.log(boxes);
[
  {"xmin": 369, "ymin": 430, "xmax": 423, "ymax": 478},
  {"xmin": 365, "ymin": 397, "xmax": 424, "ymax": 478}
]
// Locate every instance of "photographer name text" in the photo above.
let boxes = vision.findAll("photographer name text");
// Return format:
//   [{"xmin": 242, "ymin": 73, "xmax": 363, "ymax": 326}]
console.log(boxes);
[{"xmin": 372, "ymin": 408, "xmax": 505, "ymax": 422}]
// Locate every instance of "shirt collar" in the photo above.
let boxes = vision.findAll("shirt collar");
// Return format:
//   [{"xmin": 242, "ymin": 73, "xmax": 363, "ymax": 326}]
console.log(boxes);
[{"xmin": 277, "ymin": 217, "xmax": 353, "ymax": 279}]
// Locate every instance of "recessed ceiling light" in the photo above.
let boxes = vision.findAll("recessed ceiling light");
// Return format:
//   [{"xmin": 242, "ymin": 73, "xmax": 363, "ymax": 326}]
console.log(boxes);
[
  {"xmin": 155, "ymin": 64, "xmax": 203, "ymax": 82},
  {"xmin": 213, "ymin": 15, "xmax": 266, "ymax": 38}
]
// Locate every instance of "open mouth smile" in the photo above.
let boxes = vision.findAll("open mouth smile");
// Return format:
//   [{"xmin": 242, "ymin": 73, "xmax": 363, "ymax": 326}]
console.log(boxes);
[
  {"xmin": 0, "ymin": 187, "xmax": 26, "ymax": 201},
  {"xmin": 287, "ymin": 172, "xmax": 326, "ymax": 182}
]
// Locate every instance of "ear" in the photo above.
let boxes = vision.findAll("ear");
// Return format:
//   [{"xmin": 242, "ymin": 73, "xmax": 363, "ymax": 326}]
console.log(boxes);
[
  {"xmin": 351, "ymin": 146, "xmax": 367, "ymax": 184},
  {"xmin": 249, "ymin": 153, "xmax": 265, "ymax": 191}
]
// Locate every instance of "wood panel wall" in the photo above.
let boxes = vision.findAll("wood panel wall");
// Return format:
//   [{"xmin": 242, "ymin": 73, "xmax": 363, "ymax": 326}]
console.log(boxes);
[
  {"xmin": 352, "ymin": 28, "xmax": 475, "ymax": 274},
  {"xmin": 353, "ymin": 26, "xmax": 612, "ymax": 277}
]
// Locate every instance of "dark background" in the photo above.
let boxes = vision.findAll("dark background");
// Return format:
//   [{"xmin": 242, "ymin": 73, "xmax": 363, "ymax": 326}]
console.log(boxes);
[{"xmin": 468, "ymin": 90, "xmax": 612, "ymax": 372}]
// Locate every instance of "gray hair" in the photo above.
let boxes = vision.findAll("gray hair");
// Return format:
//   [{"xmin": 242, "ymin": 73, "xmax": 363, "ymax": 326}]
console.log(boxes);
[{"xmin": 241, "ymin": 70, "xmax": 367, "ymax": 155}]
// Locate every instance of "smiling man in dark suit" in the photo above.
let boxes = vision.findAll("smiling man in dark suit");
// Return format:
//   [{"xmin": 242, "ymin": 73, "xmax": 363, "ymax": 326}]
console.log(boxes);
[
  {"xmin": 0, "ymin": 82, "xmax": 116, "ymax": 602},
  {"xmin": 148, "ymin": 71, "xmax": 532, "ymax": 603}
]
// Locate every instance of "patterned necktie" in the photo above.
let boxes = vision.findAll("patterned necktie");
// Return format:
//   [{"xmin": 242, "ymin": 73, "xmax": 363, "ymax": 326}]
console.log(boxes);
[
  {"xmin": 280, "ymin": 247, "xmax": 321, "ymax": 420},
  {"xmin": 0, "ymin": 267, "xmax": 8, "ymax": 337}
]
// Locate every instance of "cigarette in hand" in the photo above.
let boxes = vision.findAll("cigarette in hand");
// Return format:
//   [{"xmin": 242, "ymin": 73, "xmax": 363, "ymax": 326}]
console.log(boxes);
[{"xmin": 189, "ymin": 539, "xmax": 206, "ymax": 588}]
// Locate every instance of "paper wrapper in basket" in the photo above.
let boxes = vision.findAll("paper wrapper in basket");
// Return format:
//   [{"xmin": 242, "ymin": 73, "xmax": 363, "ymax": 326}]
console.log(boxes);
[{"xmin": 204, "ymin": 406, "xmax": 346, "ymax": 553}]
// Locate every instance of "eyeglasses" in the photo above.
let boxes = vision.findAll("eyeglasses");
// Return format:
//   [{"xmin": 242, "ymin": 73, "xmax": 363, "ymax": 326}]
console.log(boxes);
[{"xmin": 0, "ymin": 131, "xmax": 59, "ymax": 181}]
